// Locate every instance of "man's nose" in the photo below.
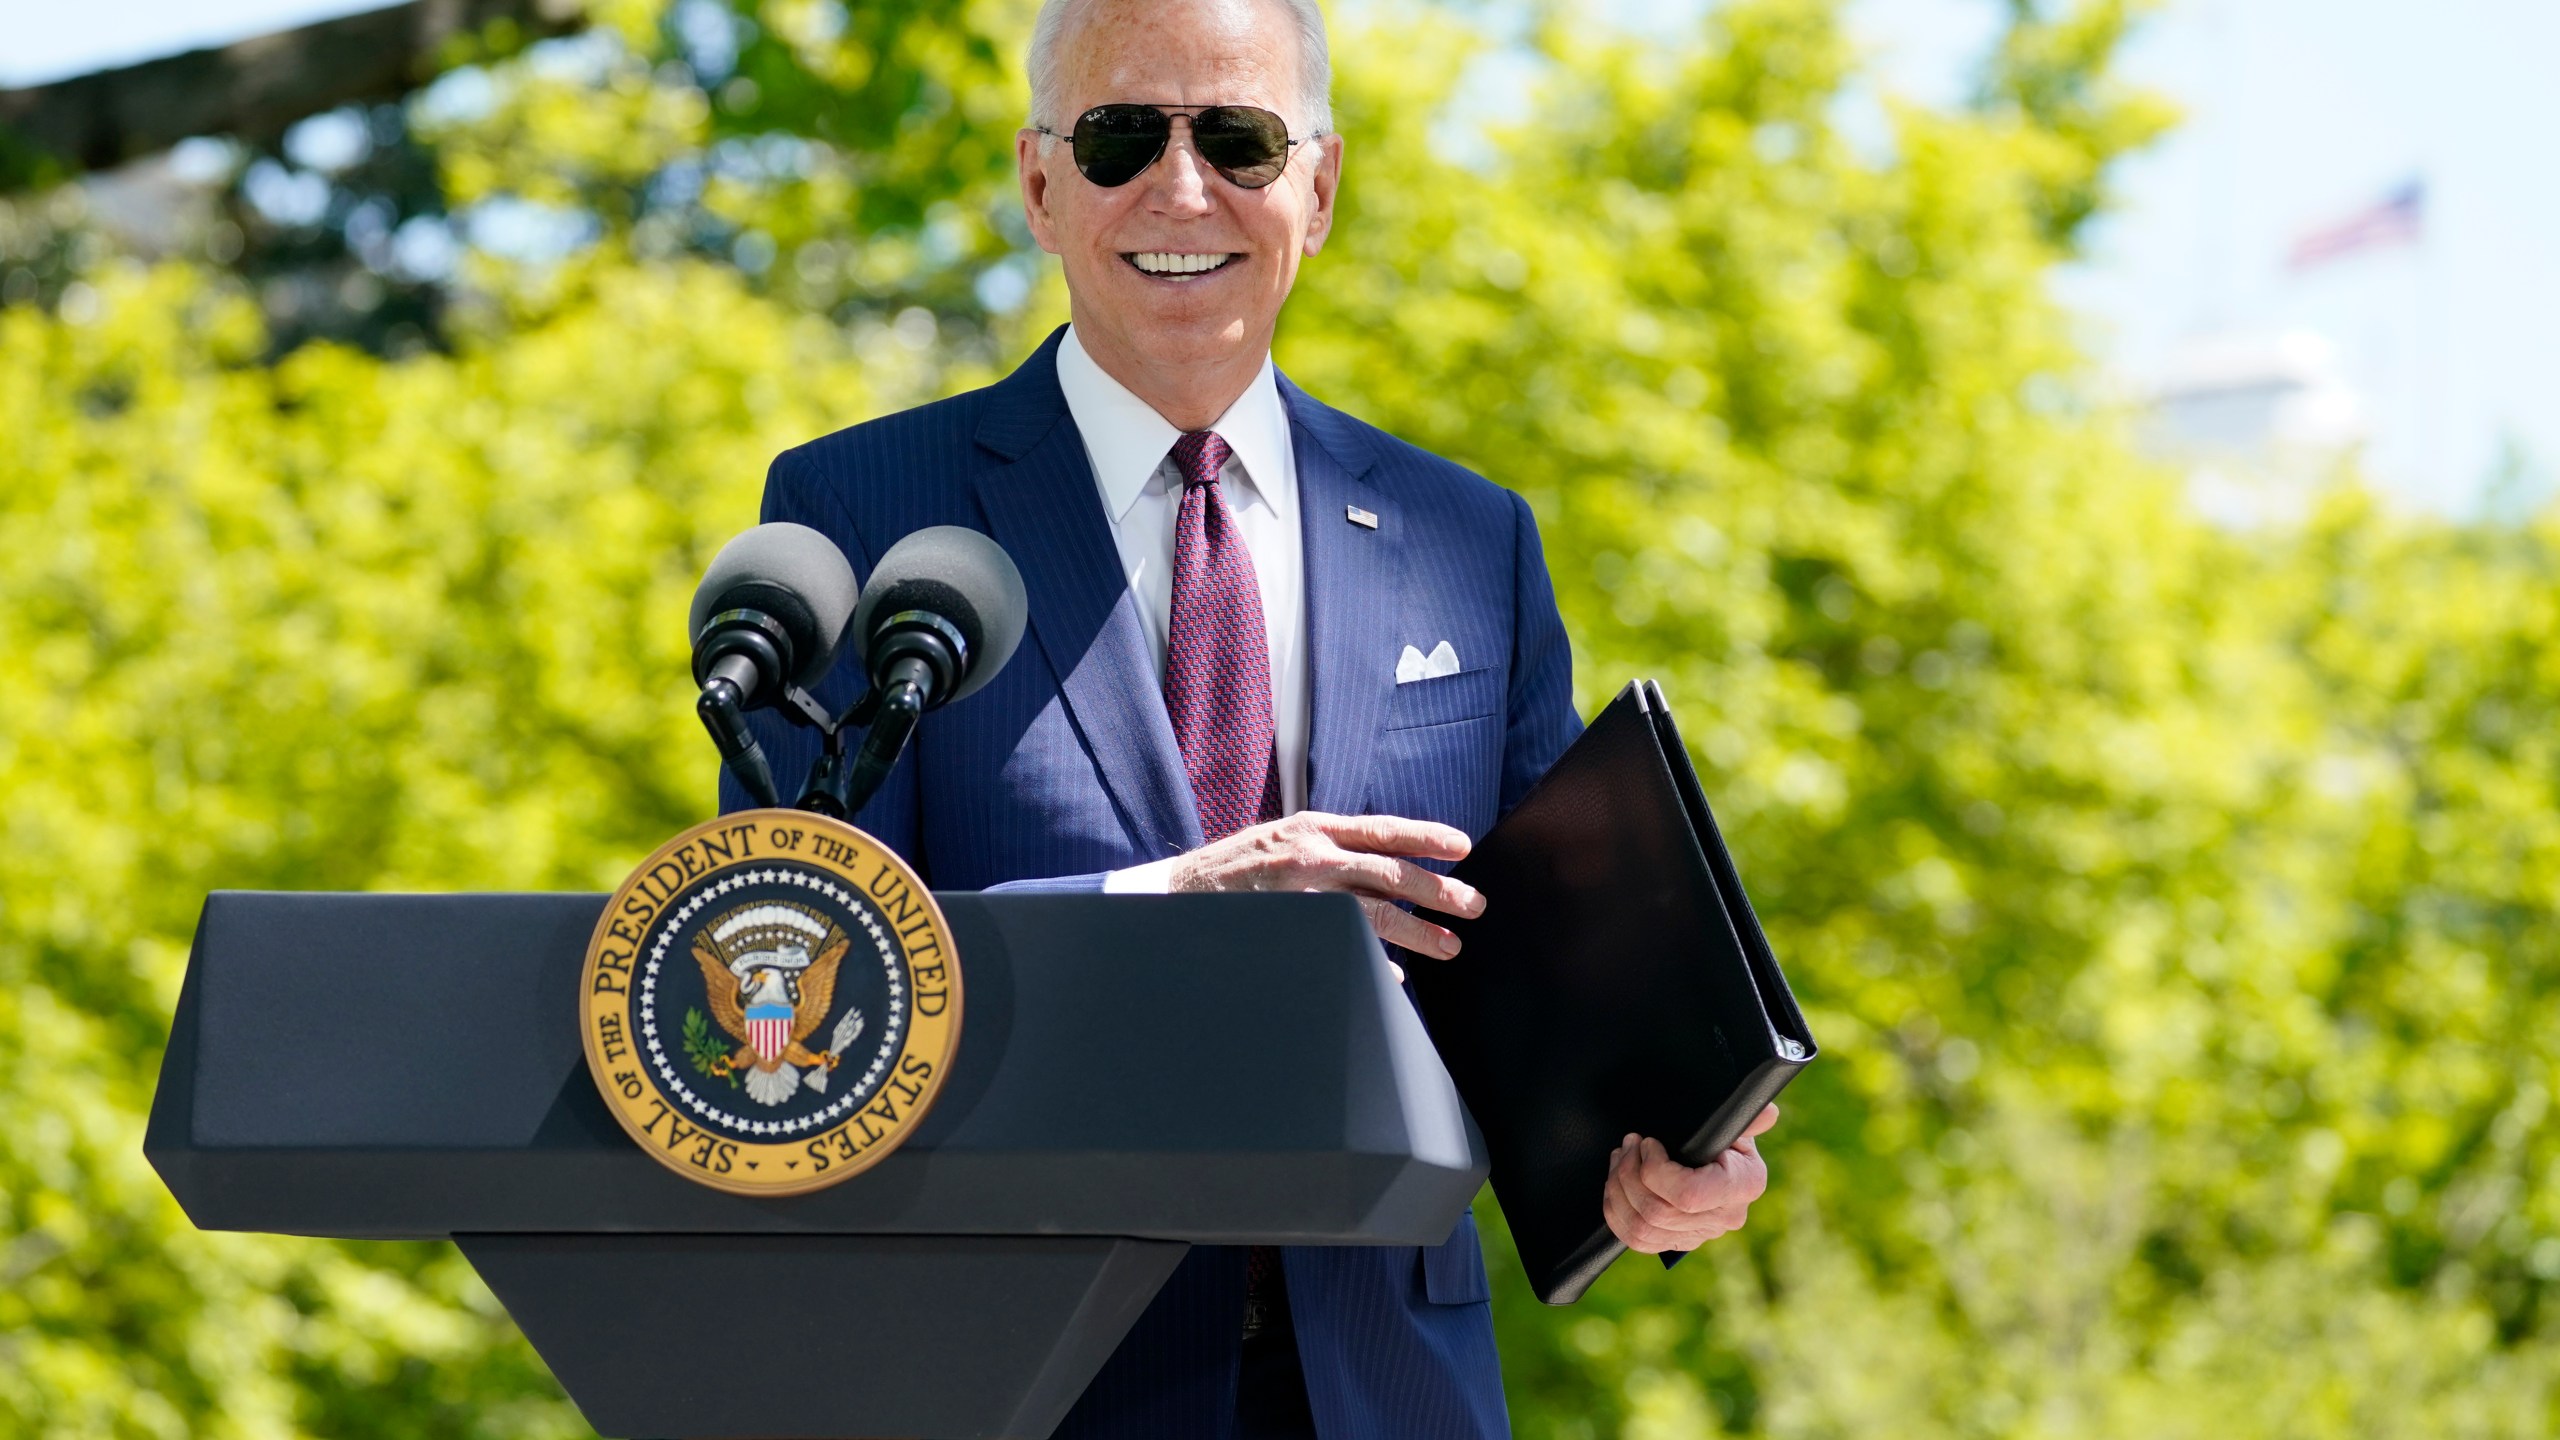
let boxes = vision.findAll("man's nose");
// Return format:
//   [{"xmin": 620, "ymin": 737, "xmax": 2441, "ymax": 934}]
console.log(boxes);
[{"xmin": 1144, "ymin": 118, "xmax": 1217, "ymax": 217}]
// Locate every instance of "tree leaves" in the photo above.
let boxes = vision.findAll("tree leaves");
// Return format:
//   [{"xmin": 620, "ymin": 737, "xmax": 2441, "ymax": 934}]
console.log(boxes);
[
  {"xmin": 6, "ymin": 1, "xmax": 2558, "ymax": 1435},
  {"xmin": 683, "ymin": 1006, "xmax": 737, "ymax": 1085}
]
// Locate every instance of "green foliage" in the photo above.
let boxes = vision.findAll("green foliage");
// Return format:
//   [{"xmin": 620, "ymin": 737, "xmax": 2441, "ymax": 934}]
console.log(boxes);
[
  {"xmin": 421, "ymin": 0, "xmax": 1039, "ymax": 353},
  {"xmin": 1282, "ymin": 2, "xmax": 2559, "ymax": 1433},
  {"xmin": 4, "ymin": 0, "xmax": 2557, "ymax": 1436},
  {"xmin": 0, "ymin": 257, "xmax": 928, "ymax": 1434},
  {"xmin": 0, "ymin": 123, "xmax": 73, "ymax": 195},
  {"xmin": 684, "ymin": 1007, "xmax": 738, "ymax": 1084},
  {"xmin": 1980, "ymin": 0, "xmax": 2177, "ymax": 249}
]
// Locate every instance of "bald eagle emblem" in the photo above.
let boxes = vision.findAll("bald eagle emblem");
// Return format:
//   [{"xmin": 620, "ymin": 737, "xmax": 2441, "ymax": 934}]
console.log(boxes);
[{"xmin": 686, "ymin": 902, "xmax": 868, "ymax": 1107}]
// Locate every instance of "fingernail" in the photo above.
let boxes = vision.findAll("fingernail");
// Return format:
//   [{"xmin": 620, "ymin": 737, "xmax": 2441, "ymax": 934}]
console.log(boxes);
[{"xmin": 1438, "ymin": 932, "xmax": 1460, "ymax": 957}]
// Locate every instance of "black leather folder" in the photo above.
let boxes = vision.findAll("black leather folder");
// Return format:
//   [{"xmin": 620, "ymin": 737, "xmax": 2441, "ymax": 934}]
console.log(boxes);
[{"xmin": 1415, "ymin": 679, "xmax": 1816, "ymax": 1304}]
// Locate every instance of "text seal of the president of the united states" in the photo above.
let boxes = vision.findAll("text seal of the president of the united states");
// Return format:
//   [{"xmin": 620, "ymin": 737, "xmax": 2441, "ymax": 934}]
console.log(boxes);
[{"xmin": 580, "ymin": 810, "xmax": 960, "ymax": 1195}]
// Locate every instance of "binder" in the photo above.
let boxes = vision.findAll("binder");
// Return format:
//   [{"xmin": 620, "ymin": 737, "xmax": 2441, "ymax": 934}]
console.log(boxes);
[{"xmin": 1415, "ymin": 680, "xmax": 1817, "ymax": 1303}]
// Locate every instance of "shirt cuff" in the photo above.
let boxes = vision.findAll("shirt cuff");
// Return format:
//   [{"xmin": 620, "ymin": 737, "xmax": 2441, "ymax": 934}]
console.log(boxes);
[{"xmin": 1103, "ymin": 857, "xmax": 1182, "ymax": 894}]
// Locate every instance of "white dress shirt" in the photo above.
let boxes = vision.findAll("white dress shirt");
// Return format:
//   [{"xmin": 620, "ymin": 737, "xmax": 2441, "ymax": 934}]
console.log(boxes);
[{"xmin": 1055, "ymin": 326, "xmax": 1309, "ymax": 891}]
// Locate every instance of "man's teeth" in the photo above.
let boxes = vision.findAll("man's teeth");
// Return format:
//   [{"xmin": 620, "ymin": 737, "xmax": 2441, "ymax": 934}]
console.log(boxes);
[{"xmin": 1130, "ymin": 252, "xmax": 1234, "ymax": 276}]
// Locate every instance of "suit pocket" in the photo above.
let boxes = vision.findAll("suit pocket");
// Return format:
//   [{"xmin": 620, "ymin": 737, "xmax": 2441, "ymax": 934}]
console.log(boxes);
[
  {"xmin": 1384, "ymin": 667, "xmax": 1504, "ymax": 731},
  {"xmin": 1419, "ymin": 1207, "xmax": 1492, "ymax": 1304}
]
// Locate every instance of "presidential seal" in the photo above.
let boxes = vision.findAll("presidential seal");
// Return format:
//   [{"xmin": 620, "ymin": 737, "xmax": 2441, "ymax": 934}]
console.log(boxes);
[{"xmin": 579, "ymin": 810, "xmax": 959, "ymax": 1195}]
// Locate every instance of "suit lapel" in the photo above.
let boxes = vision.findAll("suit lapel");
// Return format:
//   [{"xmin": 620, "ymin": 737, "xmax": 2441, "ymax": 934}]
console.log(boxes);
[
  {"xmin": 971, "ymin": 333, "xmax": 1203, "ymax": 858},
  {"xmin": 1284, "ymin": 376, "xmax": 1400, "ymax": 817}
]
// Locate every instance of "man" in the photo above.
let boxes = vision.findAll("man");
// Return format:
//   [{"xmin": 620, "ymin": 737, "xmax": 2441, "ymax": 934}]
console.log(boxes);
[{"xmin": 728, "ymin": 0, "xmax": 1778, "ymax": 1433}]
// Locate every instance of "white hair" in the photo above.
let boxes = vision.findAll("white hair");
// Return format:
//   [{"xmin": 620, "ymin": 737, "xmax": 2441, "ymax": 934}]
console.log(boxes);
[{"xmin": 1026, "ymin": 0, "xmax": 1334, "ymax": 136}]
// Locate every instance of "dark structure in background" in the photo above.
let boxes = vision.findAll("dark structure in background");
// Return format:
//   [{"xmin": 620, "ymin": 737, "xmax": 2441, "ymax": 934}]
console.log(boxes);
[
  {"xmin": 0, "ymin": 0, "xmax": 585, "ymax": 355},
  {"xmin": 0, "ymin": 0, "xmax": 1028, "ymax": 362},
  {"xmin": 0, "ymin": 0, "xmax": 581, "ymax": 182}
]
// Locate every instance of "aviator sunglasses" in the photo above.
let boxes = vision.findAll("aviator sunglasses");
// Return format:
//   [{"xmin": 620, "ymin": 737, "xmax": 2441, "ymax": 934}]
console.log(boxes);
[{"xmin": 1033, "ymin": 103, "xmax": 1322, "ymax": 189}]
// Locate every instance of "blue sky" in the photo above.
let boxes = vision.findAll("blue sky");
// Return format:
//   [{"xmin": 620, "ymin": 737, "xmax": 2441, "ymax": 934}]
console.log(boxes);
[
  {"xmin": 11, "ymin": 0, "xmax": 2551, "ymax": 511},
  {"xmin": 4, "ymin": 0, "xmax": 386, "ymax": 83},
  {"xmin": 1822, "ymin": 0, "xmax": 2557, "ymax": 511},
  {"xmin": 2054, "ymin": 0, "xmax": 2558, "ymax": 511}
]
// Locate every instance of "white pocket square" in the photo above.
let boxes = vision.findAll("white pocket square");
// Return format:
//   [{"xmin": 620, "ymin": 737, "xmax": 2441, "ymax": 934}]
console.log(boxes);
[{"xmin": 1395, "ymin": 641, "xmax": 1461, "ymax": 683}]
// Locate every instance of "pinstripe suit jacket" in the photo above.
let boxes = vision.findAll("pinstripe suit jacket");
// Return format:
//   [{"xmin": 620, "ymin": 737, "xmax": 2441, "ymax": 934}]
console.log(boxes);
[{"xmin": 723, "ymin": 327, "xmax": 1583, "ymax": 1440}]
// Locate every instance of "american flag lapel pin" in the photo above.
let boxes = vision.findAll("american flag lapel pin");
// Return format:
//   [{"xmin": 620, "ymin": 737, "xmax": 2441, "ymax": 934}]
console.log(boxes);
[{"xmin": 1346, "ymin": 505, "xmax": 1379, "ymax": 530}]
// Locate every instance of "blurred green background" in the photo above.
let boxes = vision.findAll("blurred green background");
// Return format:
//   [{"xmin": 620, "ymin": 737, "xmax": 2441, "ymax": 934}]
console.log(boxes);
[{"xmin": 6, "ymin": 0, "xmax": 2558, "ymax": 1434}]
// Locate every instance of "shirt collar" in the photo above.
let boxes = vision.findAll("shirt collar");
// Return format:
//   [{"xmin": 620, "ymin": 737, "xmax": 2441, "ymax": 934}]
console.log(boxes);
[{"xmin": 1057, "ymin": 324, "xmax": 1294, "ymax": 525}]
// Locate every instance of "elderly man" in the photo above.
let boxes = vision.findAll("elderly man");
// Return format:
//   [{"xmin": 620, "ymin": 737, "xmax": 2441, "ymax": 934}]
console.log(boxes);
[{"xmin": 729, "ymin": 0, "xmax": 1778, "ymax": 1433}]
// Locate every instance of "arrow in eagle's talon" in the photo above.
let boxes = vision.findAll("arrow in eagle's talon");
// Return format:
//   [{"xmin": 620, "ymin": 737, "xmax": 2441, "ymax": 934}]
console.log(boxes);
[{"xmin": 826, "ymin": 1008, "xmax": 865, "ymax": 1058}]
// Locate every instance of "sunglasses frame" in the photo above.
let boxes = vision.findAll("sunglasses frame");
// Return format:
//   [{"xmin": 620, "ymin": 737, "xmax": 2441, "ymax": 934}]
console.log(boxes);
[{"xmin": 1031, "ymin": 102, "xmax": 1326, "ymax": 190}]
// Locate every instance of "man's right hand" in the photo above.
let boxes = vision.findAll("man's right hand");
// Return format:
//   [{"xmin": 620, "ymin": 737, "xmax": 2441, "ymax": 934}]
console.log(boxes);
[{"xmin": 1167, "ymin": 812, "xmax": 1486, "ymax": 966}]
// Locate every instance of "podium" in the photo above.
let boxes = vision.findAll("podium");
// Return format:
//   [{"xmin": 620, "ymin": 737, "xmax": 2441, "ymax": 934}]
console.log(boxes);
[{"xmin": 147, "ymin": 890, "xmax": 1487, "ymax": 1440}]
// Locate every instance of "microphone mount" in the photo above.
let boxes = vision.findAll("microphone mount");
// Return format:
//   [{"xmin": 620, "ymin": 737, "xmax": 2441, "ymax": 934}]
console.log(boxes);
[
  {"xmin": 696, "ymin": 607, "xmax": 842, "ymax": 809},
  {"xmin": 794, "ymin": 612, "xmax": 970, "ymax": 820}
]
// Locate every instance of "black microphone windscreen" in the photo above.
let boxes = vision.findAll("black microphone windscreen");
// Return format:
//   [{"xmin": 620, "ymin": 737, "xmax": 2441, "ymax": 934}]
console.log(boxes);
[
  {"xmin": 689, "ymin": 522, "xmax": 861, "ymax": 690},
  {"xmin": 852, "ymin": 526, "xmax": 1029, "ymax": 703}
]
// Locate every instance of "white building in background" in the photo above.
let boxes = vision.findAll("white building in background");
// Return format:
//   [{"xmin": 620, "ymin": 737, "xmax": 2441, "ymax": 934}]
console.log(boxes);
[
  {"xmin": 2139, "ymin": 329, "xmax": 2366, "ymax": 526},
  {"xmin": 2147, "ymin": 329, "xmax": 2365, "ymax": 458},
  {"xmin": 2016, "ymin": 0, "xmax": 2560, "ymax": 518}
]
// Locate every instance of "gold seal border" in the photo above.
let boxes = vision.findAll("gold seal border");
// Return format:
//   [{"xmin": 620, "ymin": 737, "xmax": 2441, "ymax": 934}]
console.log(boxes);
[{"xmin": 577, "ymin": 809, "xmax": 961, "ymax": 1197}]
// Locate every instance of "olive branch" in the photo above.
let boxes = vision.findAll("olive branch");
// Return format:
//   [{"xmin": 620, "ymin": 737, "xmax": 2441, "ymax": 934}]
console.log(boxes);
[{"xmin": 682, "ymin": 1007, "xmax": 737, "ymax": 1087}]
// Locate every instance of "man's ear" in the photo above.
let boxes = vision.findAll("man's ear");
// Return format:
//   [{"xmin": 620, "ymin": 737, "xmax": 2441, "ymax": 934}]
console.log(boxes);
[
  {"xmin": 1300, "ymin": 133, "xmax": 1343, "ymax": 258},
  {"xmin": 1018, "ymin": 129, "xmax": 1064, "ymax": 255}
]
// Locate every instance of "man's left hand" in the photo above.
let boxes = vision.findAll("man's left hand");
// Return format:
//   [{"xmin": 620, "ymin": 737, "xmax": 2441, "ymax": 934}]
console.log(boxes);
[{"xmin": 1600, "ymin": 1103, "xmax": 1779, "ymax": 1254}]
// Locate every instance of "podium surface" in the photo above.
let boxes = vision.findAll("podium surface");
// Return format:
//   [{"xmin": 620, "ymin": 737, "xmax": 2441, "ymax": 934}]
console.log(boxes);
[{"xmin": 148, "ymin": 890, "xmax": 1487, "ymax": 1438}]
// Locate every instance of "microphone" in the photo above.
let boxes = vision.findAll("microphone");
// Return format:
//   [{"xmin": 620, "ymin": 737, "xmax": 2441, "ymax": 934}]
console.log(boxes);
[
  {"xmin": 850, "ymin": 525, "xmax": 1030, "ymax": 709},
  {"xmin": 802, "ymin": 526, "xmax": 1027, "ymax": 819},
  {"xmin": 687, "ymin": 523, "xmax": 860, "ymax": 808}
]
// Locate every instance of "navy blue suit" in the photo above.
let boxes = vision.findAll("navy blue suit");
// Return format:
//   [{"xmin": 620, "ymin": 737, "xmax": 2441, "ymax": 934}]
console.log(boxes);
[{"xmin": 724, "ymin": 328, "xmax": 1582, "ymax": 1439}]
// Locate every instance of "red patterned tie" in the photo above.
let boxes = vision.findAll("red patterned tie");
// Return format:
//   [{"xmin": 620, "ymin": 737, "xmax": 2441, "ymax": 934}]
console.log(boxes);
[
  {"xmin": 1162, "ymin": 430, "xmax": 1282, "ymax": 841},
  {"xmin": 1162, "ymin": 431, "xmax": 1288, "ymax": 1341}
]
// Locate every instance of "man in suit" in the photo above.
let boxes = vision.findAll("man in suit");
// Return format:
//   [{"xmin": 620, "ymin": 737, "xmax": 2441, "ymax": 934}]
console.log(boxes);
[{"xmin": 727, "ymin": 0, "xmax": 1780, "ymax": 1433}]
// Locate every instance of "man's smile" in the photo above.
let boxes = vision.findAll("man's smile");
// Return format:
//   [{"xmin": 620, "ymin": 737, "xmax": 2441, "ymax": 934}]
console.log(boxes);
[{"xmin": 1123, "ymin": 250, "xmax": 1240, "ymax": 280}]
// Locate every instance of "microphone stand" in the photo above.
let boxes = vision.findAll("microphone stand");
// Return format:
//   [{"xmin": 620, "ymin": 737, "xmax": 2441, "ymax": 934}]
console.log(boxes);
[
  {"xmin": 702, "ymin": 672, "xmax": 841, "ymax": 814},
  {"xmin": 796, "ymin": 613, "xmax": 967, "ymax": 820},
  {"xmin": 794, "ymin": 721, "xmax": 855, "ymax": 819},
  {"xmin": 794, "ymin": 654, "xmax": 932, "ymax": 821},
  {"xmin": 697, "ymin": 655, "xmax": 781, "ymax": 808}
]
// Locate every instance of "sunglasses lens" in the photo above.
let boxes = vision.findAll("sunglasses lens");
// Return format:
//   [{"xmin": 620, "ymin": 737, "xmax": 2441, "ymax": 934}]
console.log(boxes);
[
  {"xmin": 1072, "ymin": 105, "xmax": 1168, "ymax": 187},
  {"xmin": 1194, "ymin": 106, "xmax": 1292, "ymax": 187}
]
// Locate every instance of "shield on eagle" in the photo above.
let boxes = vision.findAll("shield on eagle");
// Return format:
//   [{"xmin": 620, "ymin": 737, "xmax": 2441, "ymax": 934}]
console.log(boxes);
[{"xmin": 688, "ymin": 902, "xmax": 866, "ymax": 1107}]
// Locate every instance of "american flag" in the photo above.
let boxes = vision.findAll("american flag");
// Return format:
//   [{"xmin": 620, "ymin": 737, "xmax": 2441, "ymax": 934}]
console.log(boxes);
[
  {"xmin": 2288, "ymin": 179, "xmax": 2425, "ymax": 270},
  {"xmin": 746, "ymin": 1004, "xmax": 793, "ymax": 1064}
]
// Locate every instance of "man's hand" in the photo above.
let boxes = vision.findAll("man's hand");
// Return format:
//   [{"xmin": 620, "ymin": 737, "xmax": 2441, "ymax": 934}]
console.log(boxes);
[
  {"xmin": 1601, "ymin": 1103, "xmax": 1779, "ymax": 1254},
  {"xmin": 1167, "ymin": 812, "xmax": 1485, "ymax": 966}
]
